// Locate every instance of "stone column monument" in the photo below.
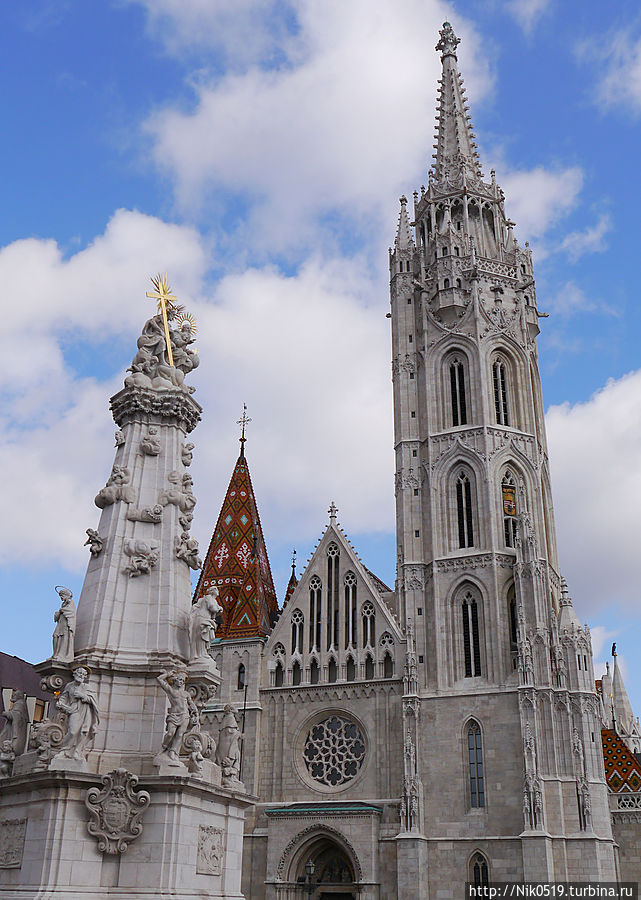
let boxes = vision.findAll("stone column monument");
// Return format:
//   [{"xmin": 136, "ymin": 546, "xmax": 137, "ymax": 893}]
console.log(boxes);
[{"xmin": 0, "ymin": 275, "xmax": 249, "ymax": 899}]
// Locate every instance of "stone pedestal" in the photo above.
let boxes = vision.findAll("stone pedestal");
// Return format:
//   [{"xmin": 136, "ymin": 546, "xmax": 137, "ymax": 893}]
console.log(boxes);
[
  {"xmin": 396, "ymin": 833, "xmax": 429, "ymax": 900},
  {"xmin": 0, "ymin": 770, "xmax": 251, "ymax": 899}
]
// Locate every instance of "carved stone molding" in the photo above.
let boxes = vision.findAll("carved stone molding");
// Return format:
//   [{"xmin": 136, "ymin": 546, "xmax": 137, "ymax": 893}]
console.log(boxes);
[
  {"xmin": 110, "ymin": 385, "xmax": 202, "ymax": 433},
  {"xmin": 0, "ymin": 818, "xmax": 27, "ymax": 869},
  {"xmin": 86, "ymin": 768, "xmax": 151, "ymax": 855},
  {"xmin": 435, "ymin": 552, "xmax": 515, "ymax": 573}
]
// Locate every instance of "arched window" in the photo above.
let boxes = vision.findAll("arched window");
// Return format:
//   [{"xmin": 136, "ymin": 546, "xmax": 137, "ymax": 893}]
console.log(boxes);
[
  {"xmin": 508, "ymin": 584, "xmax": 518, "ymax": 652},
  {"xmin": 502, "ymin": 471, "xmax": 517, "ymax": 548},
  {"xmin": 344, "ymin": 572, "xmax": 357, "ymax": 648},
  {"xmin": 310, "ymin": 659, "xmax": 320, "ymax": 685},
  {"xmin": 328, "ymin": 657, "xmax": 338, "ymax": 683},
  {"xmin": 470, "ymin": 852, "xmax": 489, "ymax": 886},
  {"xmin": 274, "ymin": 661, "xmax": 284, "ymax": 687},
  {"xmin": 346, "ymin": 656, "xmax": 356, "ymax": 682},
  {"xmin": 309, "ymin": 575, "xmax": 322, "ymax": 652},
  {"xmin": 492, "ymin": 358, "xmax": 510, "ymax": 425},
  {"xmin": 456, "ymin": 471, "xmax": 474, "ymax": 548},
  {"xmin": 461, "ymin": 590, "xmax": 481, "ymax": 677},
  {"xmin": 237, "ymin": 663, "xmax": 246, "ymax": 691},
  {"xmin": 291, "ymin": 609, "xmax": 304, "ymax": 655},
  {"xmin": 383, "ymin": 653, "xmax": 394, "ymax": 678},
  {"xmin": 365, "ymin": 655, "xmax": 374, "ymax": 680},
  {"xmin": 444, "ymin": 278, "xmax": 450, "ymax": 289},
  {"xmin": 467, "ymin": 721, "xmax": 485, "ymax": 808},
  {"xmin": 362, "ymin": 601, "xmax": 376, "ymax": 648},
  {"xmin": 449, "ymin": 358, "xmax": 467, "ymax": 426},
  {"xmin": 327, "ymin": 543, "xmax": 340, "ymax": 650},
  {"xmin": 292, "ymin": 660, "xmax": 302, "ymax": 686}
]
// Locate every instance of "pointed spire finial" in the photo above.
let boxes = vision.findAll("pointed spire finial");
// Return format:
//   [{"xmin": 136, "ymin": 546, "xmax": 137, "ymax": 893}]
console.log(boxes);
[
  {"xmin": 328, "ymin": 501, "xmax": 338, "ymax": 523},
  {"xmin": 237, "ymin": 403, "xmax": 252, "ymax": 458},
  {"xmin": 394, "ymin": 195, "xmax": 414, "ymax": 250},
  {"xmin": 291, "ymin": 548, "xmax": 297, "ymax": 577},
  {"xmin": 436, "ymin": 21, "xmax": 460, "ymax": 59}
]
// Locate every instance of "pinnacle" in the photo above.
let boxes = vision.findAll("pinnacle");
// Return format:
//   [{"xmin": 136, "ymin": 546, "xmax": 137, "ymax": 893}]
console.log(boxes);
[
  {"xmin": 431, "ymin": 24, "xmax": 483, "ymax": 185},
  {"xmin": 394, "ymin": 195, "xmax": 414, "ymax": 250}
]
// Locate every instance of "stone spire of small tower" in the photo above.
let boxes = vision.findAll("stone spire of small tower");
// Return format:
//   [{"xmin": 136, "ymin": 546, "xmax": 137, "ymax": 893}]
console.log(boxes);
[
  {"xmin": 432, "ymin": 22, "xmax": 483, "ymax": 183},
  {"xmin": 611, "ymin": 647, "xmax": 640, "ymax": 745},
  {"xmin": 395, "ymin": 196, "xmax": 414, "ymax": 250}
]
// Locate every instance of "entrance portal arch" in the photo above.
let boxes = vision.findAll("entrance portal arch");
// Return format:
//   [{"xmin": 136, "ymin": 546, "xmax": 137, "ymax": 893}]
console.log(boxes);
[{"xmin": 276, "ymin": 825, "xmax": 362, "ymax": 899}]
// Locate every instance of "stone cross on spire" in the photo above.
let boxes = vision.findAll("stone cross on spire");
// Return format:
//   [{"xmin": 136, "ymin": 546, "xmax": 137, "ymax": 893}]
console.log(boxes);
[
  {"xmin": 328, "ymin": 501, "xmax": 338, "ymax": 524},
  {"xmin": 432, "ymin": 21, "xmax": 483, "ymax": 184}
]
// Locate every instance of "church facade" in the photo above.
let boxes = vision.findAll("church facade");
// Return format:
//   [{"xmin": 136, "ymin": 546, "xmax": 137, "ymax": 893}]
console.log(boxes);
[{"xmin": 195, "ymin": 23, "xmax": 641, "ymax": 899}]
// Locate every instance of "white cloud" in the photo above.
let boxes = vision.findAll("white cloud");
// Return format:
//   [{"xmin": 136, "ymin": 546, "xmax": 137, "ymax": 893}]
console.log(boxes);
[
  {"xmin": 504, "ymin": 0, "xmax": 551, "ymax": 33},
  {"xmin": 141, "ymin": 0, "xmax": 493, "ymax": 254},
  {"xmin": 546, "ymin": 370, "xmax": 641, "ymax": 615},
  {"xmin": 584, "ymin": 29, "xmax": 641, "ymax": 114},
  {"xmin": 0, "ymin": 213, "xmax": 394, "ymax": 572},
  {"xmin": 542, "ymin": 281, "xmax": 598, "ymax": 319},
  {"xmin": 560, "ymin": 213, "xmax": 611, "ymax": 261},
  {"xmin": 498, "ymin": 165, "xmax": 584, "ymax": 241}
]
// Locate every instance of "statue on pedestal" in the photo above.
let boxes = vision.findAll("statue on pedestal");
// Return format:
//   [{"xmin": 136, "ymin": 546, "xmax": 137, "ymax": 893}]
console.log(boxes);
[
  {"xmin": 51, "ymin": 586, "xmax": 76, "ymax": 663},
  {"xmin": 156, "ymin": 670, "xmax": 197, "ymax": 764},
  {"xmin": 189, "ymin": 586, "xmax": 222, "ymax": 664},
  {"xmin": 53, "ymin": 667, "xmax": 100, "ymax": 763},
  {"xmin": 0, "ymin": 690, "xmax": 29, "ymax": 756},
  {"xmin": 215, "ymin": 705, "xmax": 243, "ymax": 785},
  {"xmin": 0, "ymin": 740, "xmax": 15, "ymax": 778}
]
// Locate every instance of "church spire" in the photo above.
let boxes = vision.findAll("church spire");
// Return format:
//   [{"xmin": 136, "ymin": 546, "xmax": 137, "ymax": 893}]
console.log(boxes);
[
  {"xmin": 432, "ymin": 22, "xmax": 483, "ymax": 184},
  {"xmin": 193, "ymin": 447, "xmax": 278, "ymax": 639}
]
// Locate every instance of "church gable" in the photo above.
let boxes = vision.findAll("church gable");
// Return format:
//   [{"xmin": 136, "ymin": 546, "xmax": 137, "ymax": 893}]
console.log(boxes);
[{"xmin": 265, "ymin": 515, "xmax": 403, "ymax": 688}]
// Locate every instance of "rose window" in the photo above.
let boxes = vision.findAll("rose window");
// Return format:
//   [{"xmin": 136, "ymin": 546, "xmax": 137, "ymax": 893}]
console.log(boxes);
[{"xmin": 303, "ymin": 715, "xmax": 366, "ymax": 787}]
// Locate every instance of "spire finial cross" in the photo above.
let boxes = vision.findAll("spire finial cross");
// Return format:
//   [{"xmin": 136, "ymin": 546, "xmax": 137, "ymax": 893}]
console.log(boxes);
[
  {"xmin": 146, "ymin": 272, "xmax": 178, "ymax": 367},
  {"xmin": 237, "ymin": 403, "xmax": 252, "ymax": 456},
  {"xmin": 328, "ymin": 501, "xmax": 338, "ymax": 523},
  {"xmin": 291, "ymin": 548, "xmax": 297, "ymax": 576}
]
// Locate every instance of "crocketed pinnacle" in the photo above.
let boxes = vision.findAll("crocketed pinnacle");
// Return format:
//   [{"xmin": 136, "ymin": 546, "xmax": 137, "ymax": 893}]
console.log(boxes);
[
  {"xmin": 432, "ymin": 22, "xmax": 483, "ymax": 183},
  {"xmin": 612, "ymin": 649, "xmax": 636, "ymax": 735},
  {"xmin": 394, "ymin": 195, "xmax": 414, "ymax": 250}
]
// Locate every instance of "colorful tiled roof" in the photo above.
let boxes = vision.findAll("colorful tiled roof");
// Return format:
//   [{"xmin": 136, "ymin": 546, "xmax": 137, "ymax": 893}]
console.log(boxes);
[
  {"xmin": 601, "ymin": 728, "xmax": 641, "ymax": 793},
  {"xmin": 194, "ymin": 452, "xmax": 278, "ymax": 640}
]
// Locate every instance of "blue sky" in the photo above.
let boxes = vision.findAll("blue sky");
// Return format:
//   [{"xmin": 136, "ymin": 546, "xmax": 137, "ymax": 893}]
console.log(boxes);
[{"xmin": 1, "ymin": 0, "xmax": 641, "ymax": 711}]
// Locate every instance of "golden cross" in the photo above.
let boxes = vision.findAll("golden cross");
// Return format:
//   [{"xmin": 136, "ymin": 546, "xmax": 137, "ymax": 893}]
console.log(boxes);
[
  {"xmin": 146, "ymin": 272, "xmax": 177, "ymax": 367},
  {"xmin": 236, "ymin": 403, "xmax": 252, "ymax": 454}
]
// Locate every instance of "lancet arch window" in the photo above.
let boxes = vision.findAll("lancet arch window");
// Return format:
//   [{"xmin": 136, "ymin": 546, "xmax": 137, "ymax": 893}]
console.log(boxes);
[
  {"xmin": 467, "ymin": 721, "xmax": 485, "ymax": 808},
  {"xmin": 492, "ymin": 356, "xmax": 510, "ymax": 426},
  {"xmin": 362, "ymin": 601, "xmax": 376, "ymax": 648},
  {"xmin": 310, "ymin": 658, "xmax": 320, "ymax": 685},
  {"xmin": 291, "ymin": 609, "xmax": 304, "ymax": 656},
  {"xmin": 365, "ymin": 654, "xmax": 374, "ymax": 680},
  {"xmin": 292, "ymin": 660, "xmax": 302, "ymax": 686},
  {"xmin": 328, "ymin": 657, "xmax": 338, "ymax": 683},
  {"xmin": 344, "ymin": 571, "xmax": 358, "ymax": 649},
  {"xmin": 448, "ymin": 356, "xmax": 468, "ymax": 427},
  {"xmin": 470, "ymin": 852, "xmax": 489, "ymax": 886},
  {"xmin": 274, "ymin": 661, "xmax": 284, "ymax": 687},
  {"xmin": 383, "ymin": 653, "xmax": 394, "ymax": 678},
  {"xmin": 455, "ymin": 470, "xmax": 475, "ymax": 548},
  {"xmin": 327, "ymin": 543, "xmax": 340, "ymax": 650},
  {"xmin": 460, "ymin": 589, "xmax": 482, "ymax": 677},
  {"xmin": 237, "ymin": 663, "xmax": 246, "ymax": 691},
  {"xmin": 346, "ymin": 656, "xmax": 356, "ymax": 682},
  {"xmin": 309, "ymin": 575, "xmax": 322, "ymax": 652},
  {"xmin": 501, "ymin": 471, "xmax": 517, "ymax": 548}
]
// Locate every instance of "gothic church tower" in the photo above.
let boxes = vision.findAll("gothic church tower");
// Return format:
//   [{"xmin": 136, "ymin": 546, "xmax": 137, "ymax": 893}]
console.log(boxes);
[{"xmin": 389, "ymin": 22, "xmax": 617, "ymax": 890}]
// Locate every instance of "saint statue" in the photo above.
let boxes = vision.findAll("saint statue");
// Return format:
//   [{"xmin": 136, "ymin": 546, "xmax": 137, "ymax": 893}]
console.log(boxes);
[
  {"xmin": 0, "ymin": 689, "xmax": 30, "ymax": 756},
  {"xmin": 189, "ymin": 586, "xmax": 222, "ymax": 663},
  {"xmin": 215, "ymin": 705, "xmax": 242, "ymax": 783},
  {"xmin": 156, "ymin": 670, "xmax": 197, "ymax": 762},
  {"xmin": 54, "ymin": 667, "xmax": 100, "ymax": 762},
  {"xmin": 51, "ymin": 586, "xmax": 76, "ymax": 663}
]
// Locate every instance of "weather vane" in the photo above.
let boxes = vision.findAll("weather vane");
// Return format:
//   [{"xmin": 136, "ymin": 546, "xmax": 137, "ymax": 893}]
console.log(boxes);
[
  {"xmin": 146, "ymin": 272, "xmax": 179, "ymax": 367},
  {"xmin": 237, "ymin": 403, "xmax": 252, "ymax": 453}
]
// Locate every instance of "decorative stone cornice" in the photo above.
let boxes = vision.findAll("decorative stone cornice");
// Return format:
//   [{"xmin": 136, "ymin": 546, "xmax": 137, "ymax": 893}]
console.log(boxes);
[{"xmin": 110, "ymin": 386, "xmax": 202, "ymax": 433}]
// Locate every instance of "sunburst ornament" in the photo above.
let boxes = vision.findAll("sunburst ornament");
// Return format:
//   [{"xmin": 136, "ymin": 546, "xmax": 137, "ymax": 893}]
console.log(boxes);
[{"xmin": 176, "ymin": 312, "xmax": 197, "ymax": 336}]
